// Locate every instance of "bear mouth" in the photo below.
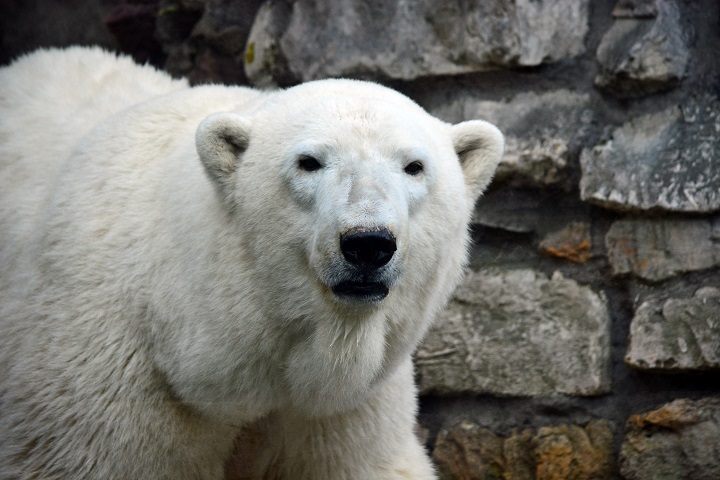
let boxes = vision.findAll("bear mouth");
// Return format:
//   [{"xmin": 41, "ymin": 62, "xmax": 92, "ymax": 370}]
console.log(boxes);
[{"xmin": 332, "ymin": 281, "xmax": 389, "ymax": 302}]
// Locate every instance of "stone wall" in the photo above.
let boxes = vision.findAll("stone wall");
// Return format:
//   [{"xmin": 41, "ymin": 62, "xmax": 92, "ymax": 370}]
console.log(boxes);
[{"xmin": 3, "ymin": 0, "xmax": 719, "ymax": 478}]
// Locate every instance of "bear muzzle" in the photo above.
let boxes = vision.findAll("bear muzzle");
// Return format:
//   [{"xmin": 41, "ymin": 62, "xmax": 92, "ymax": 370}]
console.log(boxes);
[{"xmin": 331, "ymin": 227, "xmax": 397, "ymax": 302}]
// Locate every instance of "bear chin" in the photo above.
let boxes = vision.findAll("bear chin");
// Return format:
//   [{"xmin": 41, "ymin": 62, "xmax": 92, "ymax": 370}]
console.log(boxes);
[{"xmin": 331, "ymin": 280, "xmax": 389, "ymax": 303}]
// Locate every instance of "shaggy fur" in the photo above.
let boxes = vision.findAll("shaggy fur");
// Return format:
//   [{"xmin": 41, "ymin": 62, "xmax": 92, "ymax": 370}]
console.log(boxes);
[{"xmin": 0, "ymin": 47, "xmax": 503, "ymax": 479}]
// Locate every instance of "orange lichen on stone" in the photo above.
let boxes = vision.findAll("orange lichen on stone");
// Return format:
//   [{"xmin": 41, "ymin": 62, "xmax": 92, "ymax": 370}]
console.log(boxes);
[
  {"xmin": 628, "ymin": 399, "xmax": 702, "ymax": 431},
  {"xmin": 535, "ymin": 429, "xmax": 575, "ymax": 480},
  {"xmin": 432, "ymin": 420, "xmax": 614, "ymax": 480},
  {"xmin": 539, "ymin": 222, "xmax": 593, "ymax": 263},
  {"xmin": 535, "ymin": 422, "xmax": 614, "ymax": 480}
]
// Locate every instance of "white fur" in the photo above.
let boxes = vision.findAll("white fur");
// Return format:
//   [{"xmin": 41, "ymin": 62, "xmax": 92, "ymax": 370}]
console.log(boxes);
[{"xmin": 0, "ymin": 47, "xmax": 503, "ymax": 479}]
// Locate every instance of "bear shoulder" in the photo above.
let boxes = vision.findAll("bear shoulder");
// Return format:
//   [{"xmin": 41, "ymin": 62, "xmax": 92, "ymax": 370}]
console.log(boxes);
[{"xmin": 0, "ymin": 46, "xmax": 187, "ymax": 116}]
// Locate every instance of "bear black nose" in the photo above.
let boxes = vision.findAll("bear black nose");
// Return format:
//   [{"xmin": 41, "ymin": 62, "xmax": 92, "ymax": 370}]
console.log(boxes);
[{"xmin": 340, "ymin": 228, "xmax": 397, "ymax": 269}]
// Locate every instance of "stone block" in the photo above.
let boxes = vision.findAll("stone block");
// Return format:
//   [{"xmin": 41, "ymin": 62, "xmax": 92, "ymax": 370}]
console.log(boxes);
[
  {"xmin": 625, "ymin": 287, "xmax": 720, "ymax": 371},
  {"xmin": 620, "ymin": 397, "xmax": 720, "ymax": 480},
  {"xmin": 157, "ymin": 0, "xmax": 263, "ymax": 84},
  {"xmin": 242, "ymin": 0, "xmax": 294, "ymax": 88},
  {"xmin": 433, "ymin": 420, "xmax": 615, "ymax": 480},
  {"xmin": 433, "ymin": 421, "xmax": 506, "ymax": 480},
  {"xmin": 471, "ymin": 188, "xmax": 592, "ymax": 235},
  {"xmin": 612, "ymin": 0, "xmax": 659, "ymax": 18},
  {"xmin": 425, "ymin": 90, "xmax": 595, "ymax": 188},
  {"xmin": 605, "ymin": 219, "xmax": 720, "ymax": 282},
  {"xmin": 539, "ymin": 222, "xmax": 593, "ymax": 264},
  {"xmin": 416, "ymin": 269, "xmax": 611, "ymax": 397},
  {"xmin": 595, "ymin": 0, "xmax": 690, "ymax": 96},
  {"xmin": 472, "ymin": 189, "xmax": 543, "ymax": 233},
  {"xmin": 580, "ymin": 95, "xmax": 720, "ymax": 213},
  {"xmin": 244, "ymin": 0, "xmax": 589, "ymax": 83}
]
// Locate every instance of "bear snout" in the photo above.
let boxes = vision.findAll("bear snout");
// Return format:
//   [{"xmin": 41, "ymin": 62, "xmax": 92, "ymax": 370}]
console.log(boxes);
[
  {"xmin": 339, "ymin": 227, "xmax": 396, "ymax": 270},
  {"xmin": 330, "ymin": 227, "xmax": 398, "ymax": 302}
]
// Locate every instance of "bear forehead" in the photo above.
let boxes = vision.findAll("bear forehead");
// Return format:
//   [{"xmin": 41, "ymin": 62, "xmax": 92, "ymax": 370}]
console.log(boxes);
[
  {"xmin": 279, "ymin": 108, "xmax": 443, "ymax": 164},
  {"xmin": 302, "ymin": 99, "xmax": 430, "ymax": 134},
  {"xmin": 257, "ymin": 97, "xmax": 444, "ymax": 150},
  {"xmin": 258, "ymin": 79, "xmax": 435, "ymax": 125},
  {"xmin": 277, "ymin": 78, "xmax": 423, "ymax": 108},
  {"xmin": 248, "ymin": 80, "xmax": 453, "ymax": 158}
]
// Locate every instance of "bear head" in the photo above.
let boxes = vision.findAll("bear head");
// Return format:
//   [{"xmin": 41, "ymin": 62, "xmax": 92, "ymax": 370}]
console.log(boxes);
[{"xmin": 195, "ymin": 80, "xmax": 503, "ymax": 414}]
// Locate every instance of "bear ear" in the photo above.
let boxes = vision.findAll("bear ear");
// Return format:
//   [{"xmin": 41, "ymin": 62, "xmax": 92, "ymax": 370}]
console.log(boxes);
[
  {"xmin": 196, "ymin": 112, "xmax": 252, "ymax": 198},
  {"xmin": 450, "ymin": 120, "xmax": 504, "ymax": 203}
]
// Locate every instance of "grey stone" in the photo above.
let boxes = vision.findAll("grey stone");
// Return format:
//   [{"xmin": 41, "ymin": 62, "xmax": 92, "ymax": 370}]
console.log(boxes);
[
  {"xmin": 620, "ymin": 397, "xmax": 720, "ymax": 480},
  {"xmin": 243, "ymin": 0, "xmax": 294, "ymax": 88},
  {"xmin": 625, "ymin": 287, "xmax": 720, "ymax": 371},
  {"xmin": 605, "ymin": 219, "xmax": 720, "ymax": 282},
  {"xmin": 157, "ymin": 0, "xmax": 264, "ymax": 85},
  {"xmin": 426, "ymin": 90, "xmax": 595, "ymax": 188},
  {"xmin": 612, "ymin": 0, "xmax": 660, "ymax": 18},
  {"xmin": 471, "ymin": 188, "xmax": 592, "ymax": 236},
  {"xmin": 580, "ymin": 95, "xmax": 720, "ymax": 213},
  {"xmin": 494, "ymin": 137, "xmax": 569, "ymax": 188},
  {"xmin": 244, "ymin": 0, "xmax": 589, "ymax": 83},
  {"xmin": 416, "ymin": 269, "xmax": 611, "ymax": 397},
  {"xmin": 595, "ymin": 0, "xmax": 690, "ymax": 95},
  {"xmin": 471, "ymin": 189, "xmax": 542, "ymax": 233}
]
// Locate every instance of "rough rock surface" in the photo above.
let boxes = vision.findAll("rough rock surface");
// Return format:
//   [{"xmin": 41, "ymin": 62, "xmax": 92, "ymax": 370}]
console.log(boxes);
[
  {"xmin": 620, "ymin": 397, "xmax": 720, "ymax": 480},
  {"xmin": 580, "ymin": 95, "xmax": 720, "ymax": 213},
  {"xmin": 471, "ymin": 188, "xmax": 592, "ymax": 237},
  {"xmin": 424, "ymin": 90, "xmax": 595, "ymax": 188},
  {"xmin": 625, "ymin": 287, "xmax": 720, "ymax": 371},
  {"xmin": 156, "ymin": 0, "xmax": 263, "ymax": 84},
  {"xmin": 433, "ymin": 420, "xmax": 615, "ymax": 480},
  {"xmin": 539, "ymin": 222, "xmax": 593, "ymax": 264},
  {"xmin": 595, "ymin": 0, "xmax": 691, "ymax": 95},
  {"xmin": 244, "ymin": 0, "xmax": 590, "ymax": 83},
  {"xmin": 241, "ymin": 0, "xmax": 294, "ymax": 87},
  {"xmin": 605, "ymin": 218, "xmax": 720, "ymax": 282},
  {"xmin": 472, "ymin": 189, "xmax": 545, "ymax": 233},
  {"xmin": 416, "ymin": 269, "xmax": 611, "ymax": 397},
  {"xmin": 612, "ymin": 0, "xmax": 659, "ymax": 18}
]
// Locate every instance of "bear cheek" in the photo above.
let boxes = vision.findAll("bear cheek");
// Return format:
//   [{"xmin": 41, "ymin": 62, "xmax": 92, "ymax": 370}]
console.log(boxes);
[{"xmin": 284, "ymin": 172, "xmax": 318, "ymax": 210}]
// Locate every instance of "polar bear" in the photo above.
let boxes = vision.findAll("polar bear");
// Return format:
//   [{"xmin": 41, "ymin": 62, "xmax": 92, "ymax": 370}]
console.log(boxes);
[{"xmin": 0, "ymin": 47, "xmax": 503, "ymax": 479}]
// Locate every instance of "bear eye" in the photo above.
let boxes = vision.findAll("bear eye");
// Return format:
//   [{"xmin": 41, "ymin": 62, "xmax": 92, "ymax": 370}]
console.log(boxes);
[
  {"xmin": 297, "ymin": 155, "xmax": 323, "ymax": 172},
  {"xmin": 404, "ymin": 161, "xmax": 424, "ymax": 176}
]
